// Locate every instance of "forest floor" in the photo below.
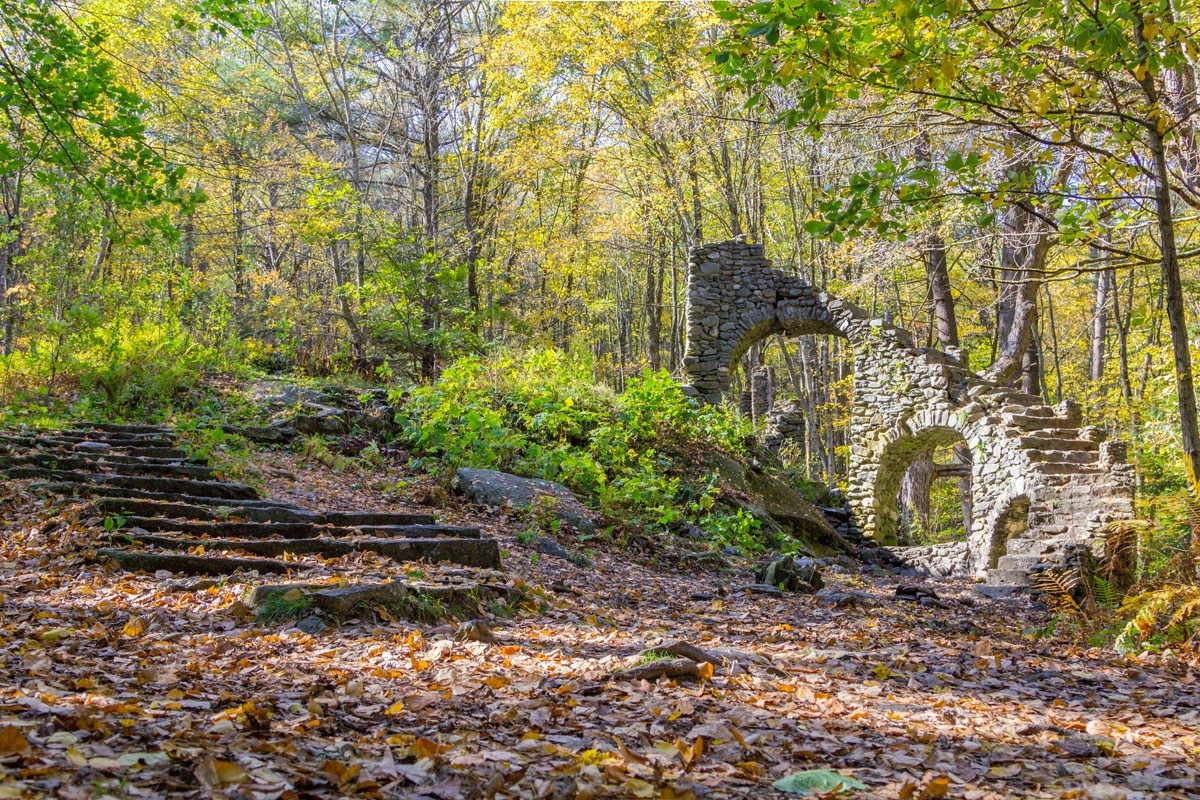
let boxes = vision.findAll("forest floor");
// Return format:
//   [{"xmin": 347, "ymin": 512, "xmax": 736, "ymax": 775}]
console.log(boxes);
[{"xmin": 1, "ymin": 446, "xmax": 1197, "ymax": 800}]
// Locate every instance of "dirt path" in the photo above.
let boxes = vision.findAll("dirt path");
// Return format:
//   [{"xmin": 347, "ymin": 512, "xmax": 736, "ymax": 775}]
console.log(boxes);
[{"xmin": 0, "ymin": 452, "xmax": 1196, "ymax": 799}]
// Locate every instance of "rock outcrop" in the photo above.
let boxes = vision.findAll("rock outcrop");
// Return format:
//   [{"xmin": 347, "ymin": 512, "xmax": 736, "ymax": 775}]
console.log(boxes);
[{"xmin": 455, "ymin": 467, "xmax": 596, "ymax": 534}]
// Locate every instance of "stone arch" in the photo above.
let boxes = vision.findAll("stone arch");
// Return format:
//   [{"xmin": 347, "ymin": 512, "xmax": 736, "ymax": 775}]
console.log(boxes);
[
  {"xmin": 681, "ymin": 239, "xmax": 1137, "ymax": 586},
  {"xmin": 869, "ymin": 424, "xmax": 975, "ymax": 547}
]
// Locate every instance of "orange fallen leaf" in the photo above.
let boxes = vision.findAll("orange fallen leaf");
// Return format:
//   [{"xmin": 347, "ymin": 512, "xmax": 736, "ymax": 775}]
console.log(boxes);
[
  {"xmin": 412, "ymin": 737, "xmax": 446, "ymax": 759},
  {"xmin": 123, "ymin": 617, "xmax": 147, "ymax": 638},
  {"xmin": 614, "ymin": 736, "xmax": 648, "ymax": 766},
  {"xmin": 194, "ymin": 759, "xmax": 247, "ymax": 787},
  {"xmin": 0, "ymin": 726, "xmax": 30, "ymax": 757},
  {"xmin": 921, "ymin": 776, "xmax": 950, "ymax": 799}
]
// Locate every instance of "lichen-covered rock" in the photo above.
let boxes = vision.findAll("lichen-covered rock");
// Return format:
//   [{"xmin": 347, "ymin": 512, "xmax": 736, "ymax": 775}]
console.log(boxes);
[{"xmin": 455, "ymin": 468, "xmax": 595, "ymax": 534}]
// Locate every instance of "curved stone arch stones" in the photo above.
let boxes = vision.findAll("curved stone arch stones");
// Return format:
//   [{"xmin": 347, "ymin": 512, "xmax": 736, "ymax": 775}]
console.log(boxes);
[{"xmin": 680, "ymin": 240, "xmax": 1136, "ymax": 584}]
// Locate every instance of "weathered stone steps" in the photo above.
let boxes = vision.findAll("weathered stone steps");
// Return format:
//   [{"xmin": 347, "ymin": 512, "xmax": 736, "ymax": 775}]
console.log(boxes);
[
  {"xmin": 5, "ymin": 468, "xmax": 258, "ymax": 500},
  {"xmin": 1024, "ymin": 450, "xmax": 1101, "ymax": 466},
  {"xmin": 0, "ymin": 434, "xmax": 190, "ymax": 459},
  {"xmin": 111, "ymin": 533, "xmax": 502, "ymax": 569},
  {"xmin": 74, "ymin": 423, "xmax": 173, "ymax": 435},
  {"xmin": 250, "ymin": 580, "xmax": 515, "ymax": 619},
  {"xmin": 97, "ymin": 548, "xmax": 294, "ymax": 576},
  {"xmin": 1003, "ymin": 414, "xmax": 1078, "ymax": 431},
  {"xmin": 987, "ymin": 568, "xmax": 1032, "ymax": 586},
  {"xmin": 15, "ymin": 421, "xmax": 504, "ymax": 579},
  {"xmin": 90, "ymin": 497, "xmax": 435, "ymax": 527},
  {"xmin": 1017, "ymin": 437, "xmax": 1099, "ymax": 452},
  {"xmin": 33, "ymin": 482, "xmax": 304, "ymax": 511},
  {"xmin": 114, "ymin": 515, "xmax": 480, "ymax": 540},
  {"xmin": 0, "ymin": 454, "xmax": 216, "ymax": 480}
]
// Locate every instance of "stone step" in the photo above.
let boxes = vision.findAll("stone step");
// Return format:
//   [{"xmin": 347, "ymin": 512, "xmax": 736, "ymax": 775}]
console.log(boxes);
[
  {"xmin": 992, "ymin": 391, "xmax": 1044, "ymax": 406},
  {"xmin": 50, "ymin": 433, "xmax": 177, "ymax": 448},
  {"xmin": 1017, "ymin": 437, "xmax": 1099, "ymax": 452},
  {"xmin": 6, "ymin": 469, "xmax": 258, "ymax": 500},
  {"xmin": 250, "ymin": 579, "xmax": 513, "ymax": 620},
  {"xmin": 1006, "ymin": 405, "xmax": 1056, "ymax": 417},
  {"xmin": 93, "ymin": 497, "xmax": 323, "ymax": 524},
  {"xmin": 1024, "ymin": 450, "xmax": 1100, "ymax": 466},
  {"xmin": 1004, "ymin": 414, "xmax": 1078, "ymax": 431},
  {"xmin": 0, "ymin": 433, "xmax": 189, "ymax": 459},
  {"xmin": 987, "ymin": 568, "xmax": 1033, "ymax": 587},
  {"xmin": 324, "ymin": 511, "xmax": 437, "ymax": 527},
  {"xmin": 1023, "ymin": 428, "xmax": 1090, "ymax": 440},
  {"xmin": 96, "ymin": 548, "xmax": 295, "ymax": 576},
  {"xmin": 1031, "ymin": 462, "xmax": 1104, "ymax": 476},
  {"xmin": 112, "ymin": 515, "xmax": 479, "ymax": 540},
  {"xmin": 89, "ymin": 497, "xmax": 437, "ymax": 527},
  {"xmin": 0, "ymin": 455, "xmax": 215, "ymax": 480},
  {"xmin": 32, "ymin": 482, "xmax": 300, "ymax": 510},
  {"xmin": 64, "ymin": 451, "xmax": 208, "ymax": 467},
  {"xmin": 72, "ymin": 422, "xmax": 173, "ymax": 435},
  {"xmin": 1003, "ymin": 537, "xmax": 1079, "ymax": 556},
  {"xmin": 112, "ymin": 533, "xmax": 502, "ymax": 569},
  {"xmin": 996, "ymin": 552, "xmax": 1047, "ymax": 571}
]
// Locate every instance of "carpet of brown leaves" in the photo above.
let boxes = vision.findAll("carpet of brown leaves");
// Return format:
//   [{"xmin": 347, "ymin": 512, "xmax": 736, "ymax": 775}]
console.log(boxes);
[{"xmin": 1, "ymin": 451, "xmax": 1197, "ymax": 799}]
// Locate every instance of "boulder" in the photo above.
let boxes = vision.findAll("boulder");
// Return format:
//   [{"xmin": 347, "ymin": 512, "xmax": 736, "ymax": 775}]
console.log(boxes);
[
  {"xmin": 755, "ymin": 555, "xmax": 823, "ymax": 593},
  {"xmin": 455, "ymin": 468, "xmax": 595, "ymax": 534},
  {"xmin": 700, "ymin": 450, "xmax": 844, "ymax": 552}
]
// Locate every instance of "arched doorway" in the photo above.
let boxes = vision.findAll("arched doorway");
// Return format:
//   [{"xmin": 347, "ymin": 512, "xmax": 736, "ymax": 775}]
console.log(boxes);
[{"xmin": 872, "ymin": 426, "xmax": 973, "ymax": 546}]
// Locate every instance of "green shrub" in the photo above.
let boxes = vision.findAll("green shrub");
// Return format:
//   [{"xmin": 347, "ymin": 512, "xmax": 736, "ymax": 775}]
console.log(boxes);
[{"xmin": 396, "ymin": 349, "xmax": 752, "ymax": 530}]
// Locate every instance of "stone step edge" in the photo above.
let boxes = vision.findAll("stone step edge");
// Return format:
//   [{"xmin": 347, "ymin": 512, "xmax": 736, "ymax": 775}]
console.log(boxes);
[
  {"xmin": 95, "ymin": 548, "xmax": 296, "ymax": 576},
  {"xmin": 110, "ymin": 515, "xmax": 480, "ymax": 540},
  {"xmin": 110, "ymin": 533, "xmax": 501, "ymax": 569}
]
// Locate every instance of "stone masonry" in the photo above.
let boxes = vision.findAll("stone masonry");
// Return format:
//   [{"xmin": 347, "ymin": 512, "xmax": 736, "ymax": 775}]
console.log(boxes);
[{"xmin": 681, "ymin": 240, "xmax": 1137, "ymax": 585}]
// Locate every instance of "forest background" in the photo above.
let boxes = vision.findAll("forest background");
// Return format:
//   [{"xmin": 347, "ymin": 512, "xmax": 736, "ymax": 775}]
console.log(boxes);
[{"xmin": 2, "ymin": 0, "xmax": 1199, "ymax": 588}]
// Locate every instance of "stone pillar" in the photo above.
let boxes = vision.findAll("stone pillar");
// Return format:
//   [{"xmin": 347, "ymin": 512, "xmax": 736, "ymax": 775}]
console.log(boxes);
[
  {"xmin": 750, "ymin": 366, "xmax": 774, "ymax": 424},
  {"xmin": 763, "ymin": 401, "xmax": 806, "ymax": 452}
]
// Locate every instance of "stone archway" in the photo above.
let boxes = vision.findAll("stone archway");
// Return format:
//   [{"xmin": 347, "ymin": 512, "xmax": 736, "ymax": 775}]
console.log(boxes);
[
  {"xmin": 871, "ymin": 425, "xmax": 974, "ymax": 548},
  {"xmin": 681, "ymin": 239, "xmax": 1137, "ymax": 585}
]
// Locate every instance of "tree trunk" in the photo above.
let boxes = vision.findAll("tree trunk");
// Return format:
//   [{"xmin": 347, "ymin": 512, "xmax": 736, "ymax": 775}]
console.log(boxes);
[
  {"xmin": 1089, "ymin": 250, "xmax": 1112, "ymax": 385},
  {"xmin": 899, "ymin": 448, "xmax": 935, "ymax": 542},
  {"xmin": 915, "ymin": 134, "xmax": 960, "ymax": 353},
  {"xmin": 1138, "ymin": 13, "xmax": 1200, "ymax": 489}
]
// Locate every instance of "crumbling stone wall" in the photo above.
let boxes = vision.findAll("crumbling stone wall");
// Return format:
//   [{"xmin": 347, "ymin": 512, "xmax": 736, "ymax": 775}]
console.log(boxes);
[
  {"xmin": 681, "ymin": 240, "xmax": 1136, "ymax": 585},
  {"xmin": 763, "ymin": 401, "xmax": 806, "ymax": 453}
]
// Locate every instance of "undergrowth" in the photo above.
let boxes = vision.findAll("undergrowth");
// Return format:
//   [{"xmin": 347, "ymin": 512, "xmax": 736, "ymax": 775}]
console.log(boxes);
[
  {"xmin": 396, "ymin": 350, "xmax": 758, "ymax": 542},
  {"xmin": 257, "ymin": 589, "xmax": 313, "ymax": 623},
  {"xmin": 1033, "ymin": 515, "xmax": 1200, "ymax": 658}
]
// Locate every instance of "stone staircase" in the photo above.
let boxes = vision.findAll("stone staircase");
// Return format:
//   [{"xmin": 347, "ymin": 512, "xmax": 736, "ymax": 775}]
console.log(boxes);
[
  {"xmin": 3, "ymin": 422, "xmax": 510, "ymax": 620},
  {"xmin": 968, "ymin": 392, "xmax": 1136, "ymax": 588}
]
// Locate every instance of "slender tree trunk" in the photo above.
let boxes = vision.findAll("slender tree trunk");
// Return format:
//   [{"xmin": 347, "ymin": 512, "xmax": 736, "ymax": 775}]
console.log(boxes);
[
  {"xmin": 1138, "ymin": 12, "xmax": 1200, "ymax": 488},
  {"xmin": 1089, "ymin": 249, "xmax": 1112, "ymax": 386}
]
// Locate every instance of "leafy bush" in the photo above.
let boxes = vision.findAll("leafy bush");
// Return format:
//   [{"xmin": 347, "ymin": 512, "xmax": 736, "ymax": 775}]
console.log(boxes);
[
  {"xmin": 0, "ymin": 317, "xmax": 221, "ymax": 424},
  {"xmin": 397, "ymin": 349, "xmax": 752, "ymax": 529}
]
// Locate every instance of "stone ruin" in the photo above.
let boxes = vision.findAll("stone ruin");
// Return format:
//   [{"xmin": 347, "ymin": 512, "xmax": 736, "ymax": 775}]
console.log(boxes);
[{"xmin": 681, "ymin": 240, "xmax": 1137, "ymax": 587}]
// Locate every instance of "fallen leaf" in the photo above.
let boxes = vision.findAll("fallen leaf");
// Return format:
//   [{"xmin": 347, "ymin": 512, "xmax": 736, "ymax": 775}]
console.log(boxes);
[
  {"xmin": 0, "ymin": 726, "xmax": 30, "ymax": 757},
  {"xmin": 772, "ymin": 770, "xmax": 867, "ymax": 795},
  {"xmin": 194, "ymin": 759, "xmax": 248, "ymax": 787}
]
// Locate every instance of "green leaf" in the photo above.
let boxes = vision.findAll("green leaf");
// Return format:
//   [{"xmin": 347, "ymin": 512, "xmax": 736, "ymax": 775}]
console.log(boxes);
[{"xmin": 772, "ymin": 770, "xmax": 868, "ymax": 795}]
